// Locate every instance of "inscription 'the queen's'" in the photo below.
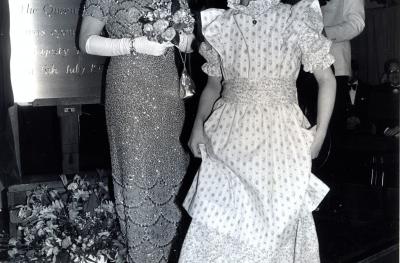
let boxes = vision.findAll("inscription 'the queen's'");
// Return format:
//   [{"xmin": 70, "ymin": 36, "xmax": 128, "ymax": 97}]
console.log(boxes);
[
  {"xmin": 10, "ymin": 0, "xmax": 106, "ymax": 104},
  {"xmin": 21, "ymin": 3, "xmax": 80, "ymax": 17}
]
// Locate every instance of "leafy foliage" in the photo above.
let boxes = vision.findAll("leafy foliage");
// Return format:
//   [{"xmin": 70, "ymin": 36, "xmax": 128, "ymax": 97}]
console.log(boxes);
[{"xmin": 8, "ymin": 175, "xmax": 126, "ymax": 263}]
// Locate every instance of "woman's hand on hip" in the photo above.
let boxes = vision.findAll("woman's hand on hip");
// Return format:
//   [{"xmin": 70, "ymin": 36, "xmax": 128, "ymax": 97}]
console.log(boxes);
[
  {"xmin": 133, "ymin": 36, "xmax": 174, "ymax": 56},
  {"xmin": 310, "ymin": 130, "xmax": 326, "ymax": 159},
  {"xmin": 188, "ymin": 121, "xmax": 208, "ymax": 158}
]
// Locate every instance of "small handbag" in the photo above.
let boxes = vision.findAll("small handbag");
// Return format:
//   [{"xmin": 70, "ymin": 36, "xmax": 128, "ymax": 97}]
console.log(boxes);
[{"xmin": 178, "ymin": 51, "xmax": 196, "ymax": 100}]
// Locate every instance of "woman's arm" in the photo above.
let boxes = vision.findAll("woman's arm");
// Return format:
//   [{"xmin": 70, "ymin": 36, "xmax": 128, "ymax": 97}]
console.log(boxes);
[
  {"xmin": 79, "ymin": 16, "xmax": 172, "ymax": 56},
  {"xmin": 79, "ymin": 16, "xmax": 105, "ymax": 53},
  {"xmin": 311, "ymin": 66, "xmax": 336, "ymax": 158},
  {"xmin": 188, "ymin": 76, "xmax": 222, "ymax": 157}
]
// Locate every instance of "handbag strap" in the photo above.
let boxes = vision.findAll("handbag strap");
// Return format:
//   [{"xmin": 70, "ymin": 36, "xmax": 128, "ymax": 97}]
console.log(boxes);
[
  {"xmin": 177, "ymin": 33, "xmax": 189, "ymax": 70},
  {"xmin": 178, "ymin": 50, "xmax": 187, "ymax": 68}
]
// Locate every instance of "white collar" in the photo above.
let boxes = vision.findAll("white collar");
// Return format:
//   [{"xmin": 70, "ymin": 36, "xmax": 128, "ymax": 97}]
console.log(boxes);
[{"xmin": 228, "ymin": 0, "xmax": 280, "ymax": 16}]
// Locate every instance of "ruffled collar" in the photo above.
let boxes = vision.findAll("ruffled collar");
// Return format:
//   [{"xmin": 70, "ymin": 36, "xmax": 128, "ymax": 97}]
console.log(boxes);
[{"xmin": 228, "ymin": 0, "xmax": 280, "ymax": 16}]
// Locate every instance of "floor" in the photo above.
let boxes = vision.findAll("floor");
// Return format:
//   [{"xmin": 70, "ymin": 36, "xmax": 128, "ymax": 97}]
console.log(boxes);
[
  {"xmin": 315, "ymin": 197, "xmax": 398, "ymax": 263},
  {"xmin": 0, "ymin": 180, "xmax": 398, "ymax": 263}
]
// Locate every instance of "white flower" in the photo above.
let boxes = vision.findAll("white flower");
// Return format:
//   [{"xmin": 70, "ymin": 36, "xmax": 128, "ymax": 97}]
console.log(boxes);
[
  {"xmin": 49, "ymin": 190, "xmax": 59, "ymax": 199},
  {"xmin": 143, "ymin": 23, "xmax": 154, "ymax": 33},
  {"xmin": 36, "ymin": 220, "xmax": 45, "ymax": 229},
  {"xmin": 62, "ymin": 236, "xmax": 72, "ymax": 249},
  {"xmin": 8, "ymin": 238, "xmax": 18, "ymax": 246},
  {"xmin": 153, "ymin": 19, "xmax": 169, "ymax": 33},
  {"xmin": 52, "ymin": 246, "xmax": 59, "ymax": 255},
  {"xmin": 87, "ymin": 239, "xmax": 94, "ymax": 247},
  {"xmin": 101, "ymin": 201, "xmax": 115, "ymax": 214},
  {"xmin": 52, "ymin": 200, "xmax": 64, "ymax": 210},
  {"xmin": 161, "ymin": 27, "xmax": 176, "ymax": 41},
  {"xmin": 68, "ymin": 182, "xmax": 78, "ymax": 191},
  {"xmin": 46, "ymin": 247, "xmax": 53, "ymax": 257},
  {"xmin": 18, "ymin": 206, "xmax": 32, "ymax": 218},
  {"xmin": 127, "ymin": 7, "xmax": 141, "ymax": 22},
  {"xmin": 98, "ymin": 231, "xmax": 110, "ymax": 237},
  {"xmin": 158, "ymin": 8, "xmax": 171, "ymax": 19},
  {"xmin": 8, "ymin": 247, "xmax": 18, "ymax": 258},
  {"xmin": 146, "ymin": 11, "xmax": 155, "ymax": 21},
  {"xmin": 173, "ymin": 9, "xmax": 189, "ymax": 23},
  {"xmin": 69, "ymin": 208, "xmax": 79, "ymax": 221}
]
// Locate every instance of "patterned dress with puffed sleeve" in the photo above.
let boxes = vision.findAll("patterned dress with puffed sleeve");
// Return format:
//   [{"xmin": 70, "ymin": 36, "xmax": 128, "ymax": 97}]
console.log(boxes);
[
  {"xmin": 179, "ymin": 0, "xmax": 334, "ymax": 262},
  {"xmin": 82, "ymin": 0, "xmax": 190, "ymax": 262}
]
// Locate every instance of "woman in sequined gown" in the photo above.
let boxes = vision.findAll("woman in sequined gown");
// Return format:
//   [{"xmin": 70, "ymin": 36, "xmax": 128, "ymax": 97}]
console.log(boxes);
[
  {"xmin": 179, "ymin": 0, "xmax": 336, "ymax": 262},
  {"xmin": 79, "ymin": 0, "xmax": 191, "ymax": 262}
]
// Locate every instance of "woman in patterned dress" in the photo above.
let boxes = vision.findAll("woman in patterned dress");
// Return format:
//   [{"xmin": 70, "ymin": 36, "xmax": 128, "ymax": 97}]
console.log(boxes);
[
  {"xmin": 79, "ymin": 0, "xmax": 192, "ymax": 262},
  {"xmin": 179, "ymin": 0, "xmax": 336, "ymax": 262}
]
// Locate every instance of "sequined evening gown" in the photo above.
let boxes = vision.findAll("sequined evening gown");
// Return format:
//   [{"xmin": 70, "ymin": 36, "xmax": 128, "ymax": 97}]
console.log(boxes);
[
  {"xmin": 83, "ymin": 1, "xmax": 189, "ymax": 262},
  {"xmin": 179, "ymin": 0, "xmax": 334, "ymax": 262}
]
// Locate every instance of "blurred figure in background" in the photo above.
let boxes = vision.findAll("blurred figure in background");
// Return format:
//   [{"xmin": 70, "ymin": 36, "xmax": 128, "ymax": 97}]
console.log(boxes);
[
  {"xmin": 369, "ymin": 58, "xmax": 400, "ymax": 137},
  {"xmin": 380, "ymin": 58, "xmax": 400, "ymax": 86},
  {"xmin": 345, "ymin": 60, "xmax": 370, "ymax": 133},
  {"xmin": 321, "ymin": 0, "xmax": 365, "ymax": 137}
]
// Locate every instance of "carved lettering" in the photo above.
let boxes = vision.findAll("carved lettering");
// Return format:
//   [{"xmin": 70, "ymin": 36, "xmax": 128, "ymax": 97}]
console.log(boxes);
[
  {"xmin": 43, "ymin": 4, "xmax": 80, "ymax": 17},
  {"xmin": 50, "ymin": 28, "xmax": 76, "ymax": 39},
  {"xmin": 25, "ymin": 29, "xmax": 47, "ymax": 38},
  {"xmin": 9, "ymin": 0, "xmax": 106, "ymax": 103},
  {"xmin": 66, "ymin": 64, "xmax": 86, "ymax": 75},
  {"xmin": 90, "ymin": 64, "xmax": 104, "ymax": 73},
  {"xmin": 38, "ymin": 48, "xmax": 71, "ymax": 57},
  {"xmin": 42, "ymin": 64, "xmax": 59, "ymax": 75},
  {"xmin": 21, "ymin": 3, "xmax": 38, "ymax": 15}
]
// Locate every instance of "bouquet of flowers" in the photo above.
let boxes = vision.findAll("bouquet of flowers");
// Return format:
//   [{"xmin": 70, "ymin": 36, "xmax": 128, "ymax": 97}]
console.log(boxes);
[
  {"xmin": 8, "ymin": 175, "xmax": 126, "ymax": 263},
  {"xmin": 140, "ymin": 0, "xmax": 195, "ymax": 44}
]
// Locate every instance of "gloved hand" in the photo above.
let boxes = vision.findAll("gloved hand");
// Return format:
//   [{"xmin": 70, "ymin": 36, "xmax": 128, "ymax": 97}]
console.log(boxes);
[{"xmin": 133, "ymin": 36, "xmax": 174, "ymax": 56}]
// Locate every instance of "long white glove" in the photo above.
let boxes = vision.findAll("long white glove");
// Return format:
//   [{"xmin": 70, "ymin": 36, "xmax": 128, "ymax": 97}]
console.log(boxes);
[
  {"xmin": 85, "ymin": 35, "xmax": 173, "ymax": 57},
  {"xmin": 85, "ymin": 35, "xmax": 131, "ymax": 56}
]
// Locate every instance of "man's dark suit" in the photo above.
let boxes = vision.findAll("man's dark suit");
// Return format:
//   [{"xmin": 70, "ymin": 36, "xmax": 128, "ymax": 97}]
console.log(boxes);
[{"xmin": 344, "ymin": 79, "xmax": 369, "ymax": 131}]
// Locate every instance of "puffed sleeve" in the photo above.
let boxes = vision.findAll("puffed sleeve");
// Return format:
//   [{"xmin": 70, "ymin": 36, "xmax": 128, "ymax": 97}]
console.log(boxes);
[
  {"xmin": 82, "ymin": 0, "xmax": 112, "ymax": 23},
  {"xmin": 199, "ymin": 42, "xmax": 222, "ymax": 77},
  {"xmin": 292, "ymin": 0, "xmax": 335, "ymax": 73},
  {"xmin": 200, "ymin": 8, "xmax": 226, "ymax": 63}
]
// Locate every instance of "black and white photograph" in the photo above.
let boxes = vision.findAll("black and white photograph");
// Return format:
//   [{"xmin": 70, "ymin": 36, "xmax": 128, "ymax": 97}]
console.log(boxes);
[{"xmin": 0, "ymin": 0, "xmax": 398, "ymax": 262}]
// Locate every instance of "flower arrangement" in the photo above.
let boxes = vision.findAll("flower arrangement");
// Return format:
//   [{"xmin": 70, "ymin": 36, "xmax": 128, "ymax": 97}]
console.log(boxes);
[
  {"xmin": 8, "ymin": 175, "xmax": 126, "ymax": 263},
  {"xmin": 140, "ymin": 0, "xmax": 195, "ymax": 44}
]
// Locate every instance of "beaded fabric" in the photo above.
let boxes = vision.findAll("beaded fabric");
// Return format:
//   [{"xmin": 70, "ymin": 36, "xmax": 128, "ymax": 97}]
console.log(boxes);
[
  {"xmin": 82, "ymin": 1, "xmax": 190, "ymax": 262},
  {"xmin": 83, "ymin": 0, "xmax": 189, "ymax": 38}
]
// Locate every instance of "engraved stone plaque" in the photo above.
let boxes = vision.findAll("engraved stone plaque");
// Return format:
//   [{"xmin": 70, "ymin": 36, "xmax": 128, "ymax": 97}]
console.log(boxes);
[{"xmin": 9, "ymin": 0, "xmax": 106, "ymax": 105}]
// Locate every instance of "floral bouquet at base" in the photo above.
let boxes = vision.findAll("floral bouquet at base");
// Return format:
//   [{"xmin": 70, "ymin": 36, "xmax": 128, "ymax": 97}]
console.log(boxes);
[
  {"xmin": 140, "ymin": 0, "xmax": 195, "ymax": 45},
  {"xmin": 8, "ymin": 175, "xmax": 126, "ymax": 263}
]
